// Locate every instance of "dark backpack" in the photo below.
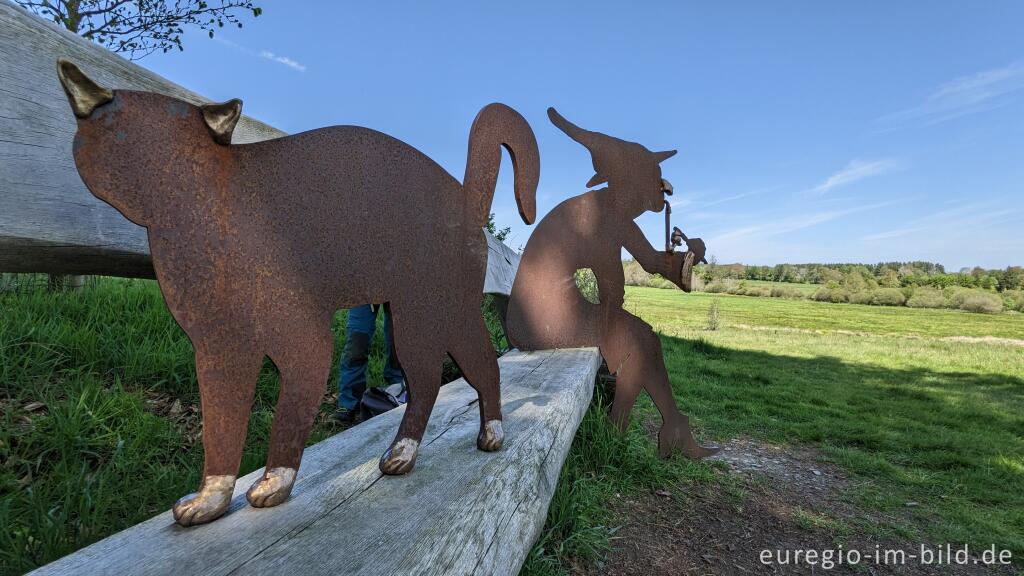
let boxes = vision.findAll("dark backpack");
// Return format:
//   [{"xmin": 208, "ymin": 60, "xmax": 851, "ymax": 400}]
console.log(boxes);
[{"xmin": 359, "ymin": 382, "xmax": 407, "ymax": 420}]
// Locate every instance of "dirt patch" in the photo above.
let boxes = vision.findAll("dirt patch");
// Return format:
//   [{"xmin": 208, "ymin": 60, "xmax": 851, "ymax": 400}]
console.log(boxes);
[{"xmin": 585, "ymin": 438, "xmax": 1017, "ymax": 575}]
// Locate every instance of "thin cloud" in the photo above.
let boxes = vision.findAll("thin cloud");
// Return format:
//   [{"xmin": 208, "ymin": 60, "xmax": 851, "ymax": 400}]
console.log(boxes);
[
  {"xmin": 713, "ymin": 200, "xmax": 900, "ymax": 243},
  {"xmin": 210, "ymin": 35, "xmax": 308, "ymax": 72},
  {"xmin": 809, "ymin": 158, "xmax": 901, "ymax": 196},
  {"xmin": 704, "ymin": 185, "xmax": 779, "ymax": 207},
  {"xmin": 259, "ymin": 50, "xmax": 307, "ymax": 72},
  {"xmin": 878, "ymin": 61, "xmax": 1024, "ymax": 127},
  {"xmin": 671, "ymin": 186, "xmax": 777, "ymax": 209},
  {"xmin": 863, "ymin": 204, "xmax": 1022, "ymax": 242}
]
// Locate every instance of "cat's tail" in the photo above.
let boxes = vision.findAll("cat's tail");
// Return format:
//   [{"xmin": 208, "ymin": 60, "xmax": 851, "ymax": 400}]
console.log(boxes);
[{"xmin": 462, "ymin": 103, "xmax": 539, "ymax": 227}]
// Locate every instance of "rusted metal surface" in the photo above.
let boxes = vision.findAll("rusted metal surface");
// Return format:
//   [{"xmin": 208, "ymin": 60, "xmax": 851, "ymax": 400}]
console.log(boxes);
[
  {"xmin": 57, "ymin": 59, "xmax": 539, "ymax": 526},
  {"xmin": 507, "ymin": 107, "xmax": 718, "ymax": 459}
]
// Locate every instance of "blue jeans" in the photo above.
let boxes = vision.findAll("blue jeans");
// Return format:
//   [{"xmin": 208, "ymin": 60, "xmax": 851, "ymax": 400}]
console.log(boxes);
[{"xmin": 337, "ymin": 305, "xmax": 404, "ymax": 410}]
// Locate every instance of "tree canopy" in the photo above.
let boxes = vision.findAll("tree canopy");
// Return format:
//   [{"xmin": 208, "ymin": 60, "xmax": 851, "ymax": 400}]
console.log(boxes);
[{"xmin": 16, "ymin": 0, "xmax": 261, "ymax": 60}]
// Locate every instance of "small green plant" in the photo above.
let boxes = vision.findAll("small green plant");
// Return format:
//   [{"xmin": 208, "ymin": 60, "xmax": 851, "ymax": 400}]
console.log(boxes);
[
  {"xmin": 574, "ymin": 268, "xmax": 600, "ymax": 304},
  {"xmin": 706, "ymin": 299, "xmax": 721, "ymax": 331}
]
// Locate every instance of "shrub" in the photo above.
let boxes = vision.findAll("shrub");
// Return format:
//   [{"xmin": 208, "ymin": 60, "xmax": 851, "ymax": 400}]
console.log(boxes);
[
  {"xmin": 944, "ymin": 287, "xmax": 973, "ymax": 309},
  {"xmin": 959, "ymin": 293, "xmax": 1003, "ymax": 314},
  {"xmin": 706, "ymin": 300, "xmax": 721, "ymax": 331},
  {"xmin": 906, "ymin": 287, "xmax": 946, "ymax": 309},
  {"xmin": 574, "ymin": 268, "xmax": 600, "ymax": 304},
  {"xmin": 623, "ymin": 260, "xmax": 652, "ymax": 287},
  {"xmin": 743, "ymin": 286, "xmax": 771, "ymax": 298},
  {"xmin": 872, "ymin": 288, "xmax": 906, "ymax": 306},
  {"xmin": 813, "ymin": 287, "xmax": 848, "ymax": 303},
  {"xmin": 847, "ymin": 291, "xmax": 873, "ymax": 305},
  {"xmin": 1001, "ymin": 289, "xmax": 1024, "ymax": 312},
  {"xmin": 704, "ymin": 281, "xmax": 728, "ymax": 294},
  {"xmin": 770, "ymin": 286, "xmax": 802, "ymax": 298},
  {"xmin": 703, "ymin": 279, "xmax": 738, "ymax": 294}
]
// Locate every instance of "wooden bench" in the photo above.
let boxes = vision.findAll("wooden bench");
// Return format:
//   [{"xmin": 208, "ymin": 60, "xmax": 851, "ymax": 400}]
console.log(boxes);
[
  {"xmin": 31, "ymin": 348, "xmax": 601, "ymax": 576},
  {"xmin": 3, "ymin": 5, "xmax": 604, "ymax": 574}
]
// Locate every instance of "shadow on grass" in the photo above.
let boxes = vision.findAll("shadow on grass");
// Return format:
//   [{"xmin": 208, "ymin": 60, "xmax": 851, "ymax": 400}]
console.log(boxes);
[
  {"xmin": 660, "ymin": 334, "xmax": 1024, "ymax": 561},
  {"xmin": 525, "ymin": 334, "xmax": 1023, "ymax": 575}
]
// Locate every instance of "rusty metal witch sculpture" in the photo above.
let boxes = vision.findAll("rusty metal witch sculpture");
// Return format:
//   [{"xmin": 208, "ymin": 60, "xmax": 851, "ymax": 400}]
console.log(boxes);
[
  {"xmin": 57, "ymin": 60, "xmax": 539, "ymax": 526},
  {"xmin": 507, "ymin": 108, "xmax": 718, "ymax": 459}
]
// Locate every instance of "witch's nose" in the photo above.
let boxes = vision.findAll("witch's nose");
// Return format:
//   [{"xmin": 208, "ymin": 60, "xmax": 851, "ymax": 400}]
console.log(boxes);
[{"xmin": 661, "ymin": 178, "xmax": 674, "ymax": 195}]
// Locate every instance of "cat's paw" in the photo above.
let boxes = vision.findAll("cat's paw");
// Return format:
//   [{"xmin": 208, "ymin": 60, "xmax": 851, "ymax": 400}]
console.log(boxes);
[
  {"xmin": 379, "ymin": 438, "xmax": 419, "ymax": 475},
  {"xmin": 172, "ymin": 475, "xmax": 236, "ymax": 527},
  {"xmin": 246, "ymin": 467, "xmax": 297, "ymax": 508},
  {"xmin": 477, "ymin": 419, "xmax": 504, "ymax": 452}
]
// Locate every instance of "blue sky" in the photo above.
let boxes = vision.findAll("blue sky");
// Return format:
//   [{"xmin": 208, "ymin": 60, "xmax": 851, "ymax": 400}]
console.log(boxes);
[{"xmin": 140, "ymin": 1, "xmax": 1023, "ymax": 270}]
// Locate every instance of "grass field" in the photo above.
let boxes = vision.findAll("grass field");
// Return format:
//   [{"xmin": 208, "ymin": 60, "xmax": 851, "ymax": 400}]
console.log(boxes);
[
  {"xmin": 523, "ymin": 287, "xmax": 1024, "ymax": 573},
  {"xmin": 0, "ymin": 278, "xmax": 498, "ymax": 574},
  {"xmin": 2, "ymin": 281, "xmax": 1023, "ymax": 574},
  {"xmin": 713, "ymin": 278, "xmax": 821, "ymax": 296}
]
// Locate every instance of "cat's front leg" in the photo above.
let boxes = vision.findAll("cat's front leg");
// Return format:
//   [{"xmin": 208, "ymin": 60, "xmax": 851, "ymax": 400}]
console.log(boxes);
[{"xmin": 173, "ymin": 339, "xmax": 262, "ymax": 526}]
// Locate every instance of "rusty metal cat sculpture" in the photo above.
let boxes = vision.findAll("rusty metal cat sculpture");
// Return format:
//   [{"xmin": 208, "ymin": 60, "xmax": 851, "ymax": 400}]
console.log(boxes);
[
  {"xmin": 57, "ymin": 59, "xmax": 539, "ymax": 526},
  {"xmin": 507, "ymin": 108, "xmax": 717, "ymax": 459}
]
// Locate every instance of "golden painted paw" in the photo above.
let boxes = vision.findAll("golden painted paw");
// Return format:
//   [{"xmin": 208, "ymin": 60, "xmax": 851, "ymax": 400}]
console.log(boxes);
[
  {"xmin": 246, "ymin": 467, "xmax": 297, "ymax": 508},
  {"xmin": 379, "ymin": 438, "xmax": 419, "ymax": 475},
  {"xmin": 172, "ymin": 475, "xmax": 235, "ymax": 527},
  {"xmin": 477, "ymin": 419, "xmax": 504, "ymax": 452}
]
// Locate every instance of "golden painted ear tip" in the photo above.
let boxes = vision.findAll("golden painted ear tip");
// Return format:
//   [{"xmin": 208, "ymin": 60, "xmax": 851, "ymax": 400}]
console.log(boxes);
[
  {"xmin": 200, "ymin": 99, "xmax": 243, "ymax": 145},
  {"xmin": 56, "ymin": 59, "xmax": 113, "ymax": 118}
]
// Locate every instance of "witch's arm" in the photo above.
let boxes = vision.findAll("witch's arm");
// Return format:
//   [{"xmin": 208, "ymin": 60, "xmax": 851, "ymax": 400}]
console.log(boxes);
[{"xmin": 623, "ymin": 221, "xmax": 689, "ymax": 291}]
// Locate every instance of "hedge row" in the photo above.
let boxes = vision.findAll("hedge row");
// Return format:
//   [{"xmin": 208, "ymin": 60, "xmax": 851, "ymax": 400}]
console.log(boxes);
[{"xmin": 701, "ymin": 280, "xmax": 1023, "ymax": 314}]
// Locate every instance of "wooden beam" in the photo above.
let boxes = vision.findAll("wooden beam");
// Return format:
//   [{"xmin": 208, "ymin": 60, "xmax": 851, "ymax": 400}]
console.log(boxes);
[
  {"xmin": 0, "ymin": 2, "xmax": 521, "ymax": 291},
  {"xmin": 29, "ymin": 347, "xmax": 603, "ymax": 576},
  {"xmin": 0, "ymin": 1, "xmax": 284, "ymax": 278}
]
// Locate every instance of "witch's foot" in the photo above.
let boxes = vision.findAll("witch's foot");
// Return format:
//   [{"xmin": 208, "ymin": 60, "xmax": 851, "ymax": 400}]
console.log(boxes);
[
  {"xmin": 380, "ymin": 438, "xmax": 419, "ymax": 475},
  {"xmin": 246, "ymin": 467, "xmax": 297, "ymax": 508},
  {"xmin": 658, "ymin": 416, "xmax": 720, "ymax": 459},
  {"xmin": 477, "ymin": 419, "xmax": 504, "ymax": 452},
  {"xmin": 172, "ymin": 475, "xmax": 236, "ymax": 527}
]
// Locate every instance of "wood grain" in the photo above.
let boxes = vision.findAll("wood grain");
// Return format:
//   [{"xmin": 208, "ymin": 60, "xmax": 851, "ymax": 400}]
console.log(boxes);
[{"xmin": 29, "ymin": 348, "xmax": 602, "ymax": 576}]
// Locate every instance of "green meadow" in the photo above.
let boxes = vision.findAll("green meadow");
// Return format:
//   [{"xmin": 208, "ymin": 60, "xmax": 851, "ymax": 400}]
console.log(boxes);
[
  {"xmin": 1, "ymin": 280, "xmax": 1022, "ymax": 574},
  {"xmin": 524, "ymin": 286, "xmax": 1024, "ymax": 574}
]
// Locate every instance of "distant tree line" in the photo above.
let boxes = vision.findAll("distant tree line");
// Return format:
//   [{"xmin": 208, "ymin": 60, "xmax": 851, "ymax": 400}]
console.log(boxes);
[{"xmin": 697, "ymin": 261, "xmax": 1023, "ymax": 292}]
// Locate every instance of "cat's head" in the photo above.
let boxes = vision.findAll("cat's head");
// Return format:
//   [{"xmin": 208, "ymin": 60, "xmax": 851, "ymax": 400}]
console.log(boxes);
[
  {"xmin": 57, "ymin": 59, "xmax": 242, "ymax": 226},
  {"xmin": 548, "ymin": 107, "xmax": 675, "ymax": 218}
]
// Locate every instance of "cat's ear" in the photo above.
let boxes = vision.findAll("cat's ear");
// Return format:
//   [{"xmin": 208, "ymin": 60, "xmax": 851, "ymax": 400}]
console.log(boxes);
[
  {"xmin": 200, "ymin": 99, "xmax": 242, "ymax": 145},
  {"xmin": 57, "ymin": 59, "xmax": 113, "ymax": 118}
]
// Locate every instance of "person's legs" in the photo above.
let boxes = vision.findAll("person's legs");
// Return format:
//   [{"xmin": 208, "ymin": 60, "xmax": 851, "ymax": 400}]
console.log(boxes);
[
  {"xmin": 336, "ymin": 304, "xmax": 376, "ymax": 411},
  {"xmin": 381, "ymin": 304, "xmax": 405, "ymax": 385}
]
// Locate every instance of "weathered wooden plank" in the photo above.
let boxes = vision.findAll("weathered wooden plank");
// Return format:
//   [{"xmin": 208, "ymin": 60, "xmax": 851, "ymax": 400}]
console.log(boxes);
[
  {"xmin": 30, "ymin": 347, "xmax": 602, "ymax": 576},
  {"xmin": 0, "ymin": 1, "xmax": 522, "ymax": 293},
  {"xmin": 0, "ymin": 0, "xmax": 282, "ymax": 277},
  {"xmin": 484, "ymin": 232, "xmax": 520, "ymax": 296}
]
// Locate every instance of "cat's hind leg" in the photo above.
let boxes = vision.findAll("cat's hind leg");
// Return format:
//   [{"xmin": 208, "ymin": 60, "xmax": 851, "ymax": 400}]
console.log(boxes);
[
  {"xmin": 379, "ymin": 308, "xmax": 444, "ymax": 475},
  {"xmin": 173, "ymin": 340, "xmax": 262, "ymax": 527},
  {"xmin": 446, "ymin": 310, "xmax": 504, "ymax": 452},
  {"xmin": 246, "ymin": 324, "xmax": 333, "ymax": 508}
]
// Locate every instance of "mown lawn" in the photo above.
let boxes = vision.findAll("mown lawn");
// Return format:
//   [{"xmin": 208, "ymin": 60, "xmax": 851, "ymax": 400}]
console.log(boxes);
[
  {"xmin": 631, "ymin": 284, "xmax": 1024, "ymax": 338},
  {"xmin": 523, "ymin": 287, "xmax": 1024, "ymax": 574}
]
